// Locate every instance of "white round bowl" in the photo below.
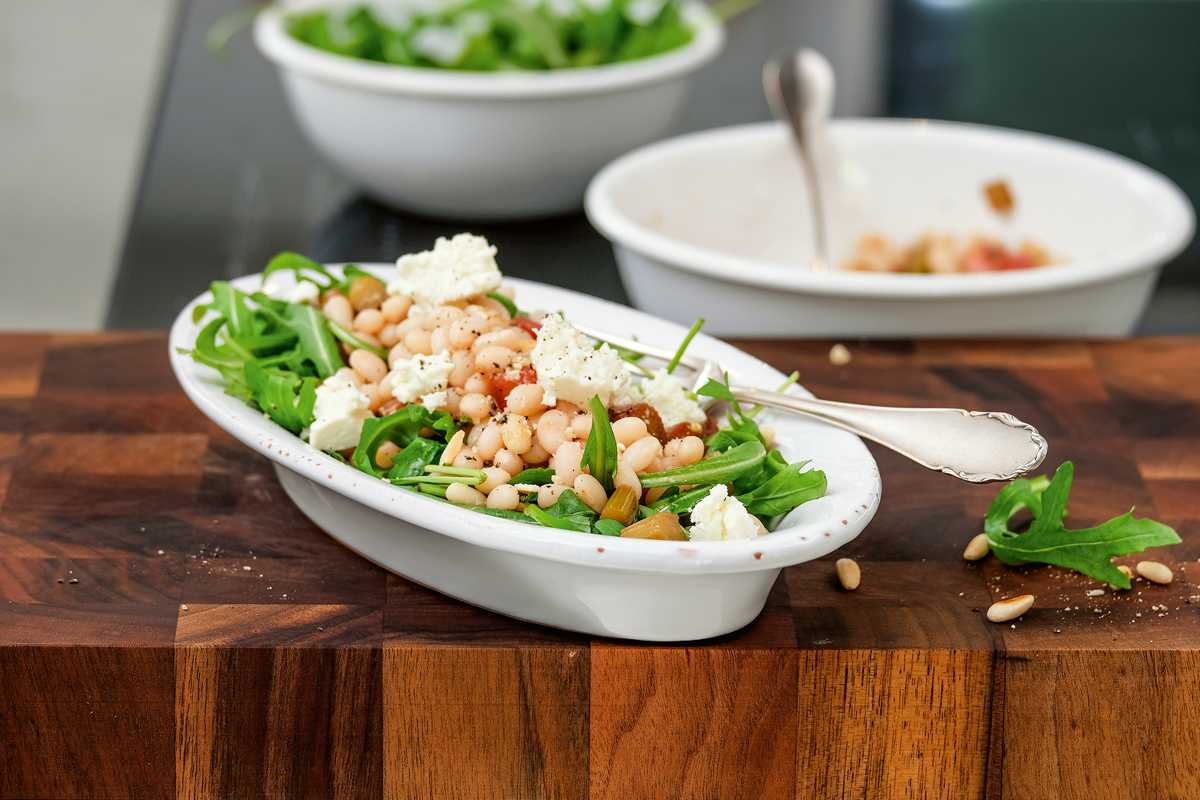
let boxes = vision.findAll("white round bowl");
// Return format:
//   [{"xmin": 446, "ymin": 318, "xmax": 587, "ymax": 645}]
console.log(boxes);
[
  {"xmin": 169, "ymin": 269, "xmax": 881, "ymax": 641},
  {"xmin": 254, "ymin": 2, "xmax": 724, "ymax": 220},
  {"xmin": 585, "ymin": 120, "xmax": 1195, "ymax": 337}
]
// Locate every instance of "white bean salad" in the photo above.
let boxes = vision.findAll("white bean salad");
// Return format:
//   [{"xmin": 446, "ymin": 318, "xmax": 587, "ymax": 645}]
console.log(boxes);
[{"xmin": 183, "ymin": 234, "xmax": 827, "ymax": 541}]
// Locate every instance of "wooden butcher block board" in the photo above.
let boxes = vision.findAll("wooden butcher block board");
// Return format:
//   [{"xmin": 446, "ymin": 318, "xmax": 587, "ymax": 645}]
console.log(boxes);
[{"xmin": 0, "ymin": 332, "xmax": 1198, "ymax": 799}]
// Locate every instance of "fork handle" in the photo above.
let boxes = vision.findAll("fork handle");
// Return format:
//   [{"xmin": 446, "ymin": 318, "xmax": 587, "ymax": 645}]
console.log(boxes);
[{"xmin": 731, "ymin": 387, "xmax": 1048, "ymax": 483}]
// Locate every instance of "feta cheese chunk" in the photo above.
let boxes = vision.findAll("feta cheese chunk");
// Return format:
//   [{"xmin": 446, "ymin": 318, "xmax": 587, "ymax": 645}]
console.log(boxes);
[
  {"xmin": 688, "ymin": 484, "xmax": 761, "ymax": 542},
  {"xmin": 309, "ymin": 376, "xmax": 372, "ymax": 452},
  {"xmin": 391, "ymin": 351, "xmax": 455, "ymax": 409},
  {"xmin": 530, "ymin": 313, "xmax": 633, "ymax": 407},
  {"xmin": 388, "ymin": 233, "xmax": 502, "ymax": 311},
  {"xmin": 638, "ymin": 368, "xmax": 706, "ymax": 429},
  {"xmin": 282, "ymin": 279, "xmax": 321, "ymax": 306}
]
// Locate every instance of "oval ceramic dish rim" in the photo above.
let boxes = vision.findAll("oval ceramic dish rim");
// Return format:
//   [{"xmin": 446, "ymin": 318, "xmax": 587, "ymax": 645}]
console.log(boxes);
[
  {"xmin": 253, "ymin": 1, "xmax": 725, "ymax": 99},
  {"xmin": 169, "ymin": 269, "xmax": 881, "ymax": 576},
  {"xmin": 585, "ymin": 119, "xmax": 1196, "ymax": 300}
]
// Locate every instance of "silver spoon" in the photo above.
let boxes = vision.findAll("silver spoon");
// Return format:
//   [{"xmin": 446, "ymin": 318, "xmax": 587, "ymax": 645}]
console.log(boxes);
[{"xmin": 764, "ymin": 49, "xmax": 834, "ymax": 272}]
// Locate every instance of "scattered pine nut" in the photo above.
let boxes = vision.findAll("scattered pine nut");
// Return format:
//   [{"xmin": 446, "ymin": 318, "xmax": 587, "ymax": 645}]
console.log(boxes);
[
  {"xmin": 828, "ymin": 343, "xmax": 852, "ymax": 366},
  {"xmin": 1137, "ymin": 561, "xmax": 1173, "ymax": 585},
  {"xmin": 963, "ymin": 533, "xmax": 990, "ymax": 561},
  {"xmin": 836, "ymin": 558, "xmax": 860, "ymax": 591},
  {"xmin": 987, "ymin": 594, "xmax": 1034, "ymax": 623},
  {"xmin": 1110, "ymin": 564, "xmax": 1134, "ymax": 591}
]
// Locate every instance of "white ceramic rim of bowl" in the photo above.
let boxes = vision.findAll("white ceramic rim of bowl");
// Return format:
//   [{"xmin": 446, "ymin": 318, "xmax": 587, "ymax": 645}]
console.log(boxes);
[
  {"xmin": 253, "ymin": 1, "xmax": 725, "ymax": 99},
  {"xmin": 585, "ymin": 119, "xmax": 1197, "ymax": 300},
  {"xmin": 169, "ymin": 270, "xmax": 881, "ymax": 577}
]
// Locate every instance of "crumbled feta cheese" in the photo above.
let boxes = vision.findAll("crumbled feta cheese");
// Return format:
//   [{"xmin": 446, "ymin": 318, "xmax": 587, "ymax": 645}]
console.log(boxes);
[
  {"xmin": 282, "ymin": 279, "xmax": 321, "ymax": 306},
  {"xmin": 638, "ymin": 368, "xmax": 706, "ymax": 429},
  {"xmin": 309, "ymin": 376, "xmax": 372, "ymax": 452},
  {"xmin": 688, "ymin": 485, "xmax": 761, "ymax": 541},
  {"xmin": 391, "ymin": 351, "xmax": 455, "ymax": 408},
  {"xmin": 388, "ymin": 233, "xmax": 503, "ymax": 311},
  {"xmin": 530, "ymin": 313, "xmax": 633, "ymax": 407}
]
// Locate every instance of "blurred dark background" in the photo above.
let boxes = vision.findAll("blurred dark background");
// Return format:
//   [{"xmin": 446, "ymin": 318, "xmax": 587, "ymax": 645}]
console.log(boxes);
[{"xmin": 83, "ymin": 0, "xmax": 1200, "ymax": 331}]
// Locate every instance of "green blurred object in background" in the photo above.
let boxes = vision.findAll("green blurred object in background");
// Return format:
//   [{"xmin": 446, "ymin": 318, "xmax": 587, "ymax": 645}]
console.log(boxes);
[{"xmin": 890, "ymin": 0, "xmax": 1200, "ymax": 285}]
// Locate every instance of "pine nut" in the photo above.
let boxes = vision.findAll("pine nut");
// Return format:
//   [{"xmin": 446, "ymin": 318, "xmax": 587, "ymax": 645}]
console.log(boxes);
[
  {"xmin": 1118, "ymin": 565, "xmax": 1133, "ymax": 579},
  {"xmin": 987, "ymin": 594, "xmax": 1034, "ymax": 623},
  {"xmin": 836, "ymin": 558, "xmax": 860, "ymax": 590},
  {"xmin": 829, "ymin": 343, "xmax": 852, "ymax": 366},
  {"xmin": 963, "ymin": 533, "xmax": 990, "ymax": 561},
  {"xmin": 1137, "ymin": 561, "xmax": 1173, "ymax": 585},
  {"xmin": 440, "ymin": 430, "xmax": 466, "ymax": 466}
]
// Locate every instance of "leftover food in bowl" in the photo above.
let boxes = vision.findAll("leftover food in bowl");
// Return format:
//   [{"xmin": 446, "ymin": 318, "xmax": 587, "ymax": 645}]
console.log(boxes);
[{"xmin": 286, "ymin": 0, "xmax": 695, "ymax": 70}]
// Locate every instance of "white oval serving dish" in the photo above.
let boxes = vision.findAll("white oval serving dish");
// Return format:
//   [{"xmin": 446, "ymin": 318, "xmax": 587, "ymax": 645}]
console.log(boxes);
[
  {"xmin": 254, "ymin": 1, "xmax": 724, "ymax": 220},
  {"xmin": 169, "ymin": 268, "xmax": 881, "ymax": 641},
  {"xmin": 585, "ymin": 119, "xmax": 1195, "ymax": 337}
]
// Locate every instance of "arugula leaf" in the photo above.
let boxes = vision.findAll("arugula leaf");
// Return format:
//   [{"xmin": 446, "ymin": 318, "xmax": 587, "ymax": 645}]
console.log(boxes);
[
  {"xmin": 646, "ymin": 484, "xmax": 714, "ymax": 515},
  {"xmin": 985, "ymin": 462, "xmax": 1180, "ymax": 589},
  {"xmin": 697, "ymin": 372, "xmax": 768, "ymax": 448},
  {"xmin": 736, "ymin": 461, "xmax": 826, "ymax": 518},
  {"xmin": 386, "ymin": 438, "xmax": 447, "ymax": 481},
  {"xmin": 640, "ymin": 441, "xmax": 766, "ymax": 489},
  {"xmin": 254, "ymin": 300, "xmax": 345, "ymax": 379},
  {"xmin": 459, "ymin": 505, "xmax": 538, "ymax": 524},
  {"xmin": 666, "ymin": 318, "xmax": 704, "ymax": 374},
  {"xmin": 210, "ymin": 282, "xmax": 257, "ymax": 340},
  {"xmin": 244, "ymin": 362, "xmax": 317, "ymax": 435},
  {"xmin": 594, "ymin": 519, "xmax": 625, "ymax": 537},
  {"xmin": 263, "ymin": 251, "xmax": 336, "ymax": 291},
  {"xmin": 327, "ymin": 318, "xmax": 388, "ymax": 360},
  {"xmin": 508, "ymin": 468, "xmax": 554, "ymax": 485},
  {"xmin": 525, "ymin": 489, "xmax": 598, "ymax": 532},
  {"xmin": 353, "ymin": 404, "xmax": 460, "ymax": 479},
  {"xmin": 526, "ymin": 504, "xmax": 589, "ymax": 532},
  {"xmin": 582, "ymin": 394, "xmax": 619, "ymax": 493}
]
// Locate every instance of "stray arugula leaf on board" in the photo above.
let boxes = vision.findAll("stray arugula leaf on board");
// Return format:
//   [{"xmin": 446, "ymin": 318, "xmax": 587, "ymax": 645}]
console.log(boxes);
[{"xmin": 984, "ymin": 461, "xmax": 1179, "ymax": 589}]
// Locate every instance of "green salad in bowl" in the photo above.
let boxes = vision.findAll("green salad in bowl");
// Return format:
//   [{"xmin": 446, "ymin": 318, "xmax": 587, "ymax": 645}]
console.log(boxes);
[{"xmin": 286, "ymin": 0, "xmax": 700, "ymax": 71}]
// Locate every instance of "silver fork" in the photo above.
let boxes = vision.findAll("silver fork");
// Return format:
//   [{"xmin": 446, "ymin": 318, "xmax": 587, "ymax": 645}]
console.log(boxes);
[{"xmin": 574, "ymin": 323, "xmax": 1048, "ymax": 484}]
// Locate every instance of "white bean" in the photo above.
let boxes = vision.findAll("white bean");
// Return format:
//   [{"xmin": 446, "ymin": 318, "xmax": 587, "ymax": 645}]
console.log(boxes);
[
  {"xmin": 614, "ymin": 462, "xmax": 641, "ymax": 496},
  {"xmin": 622, "ymin": 436, "xmax": 661, "ymax": 473},
  {"xmin": 501, "ymin": 414, "xmax": 533, "ymax": 455},
  {"xmin": 550, "ymin": 441, "xmax": 584, "ymax": 484},
  {"xmin": 349, "ymin": 349, "xmax": 388, "ymax": 384},
  {"xmin": 506, "ymin": 384, "xmax": 546, "ymax": 417},
  {"xmin": 381, "ymin": 294, "xmax": 412, "ymax": 324},
  {"xmin": 486, "ymin": 484, "xmax": 520, "ymax": 511},
  {"xmin": 478, "ymin": 467, "xmax": 511, "ymax": 495},
  {"xmin": 446, "ymin": 482, "xmax": 486, "ymax": 507},
  {"xmin": 612, "ymin": 417, "xmax": 648, "ymax": 447},
  {"xmin": 322, "ymin": 294, "xmax": 353, "ymax": 330},
  {"xmin": 573, "ymin": 473, "xmax": 608, "ymax": 514},
  {"xmin": 535, "ymin": 410, "xmax": 572, "ymax": 455},
  {"xmin": 475, "ymin": 423, "xmax": 505, "ymax": 461},
  {"xmin": 460, "ymin": 393, "xmax": 494, "ymax": 424},
  {"xmin": 537, "ymin": 483, "xmax": 568, "ymax": 508},
  {"xmin": 493, "ymin": 449, "xmax": 523, "ymax": 475}
]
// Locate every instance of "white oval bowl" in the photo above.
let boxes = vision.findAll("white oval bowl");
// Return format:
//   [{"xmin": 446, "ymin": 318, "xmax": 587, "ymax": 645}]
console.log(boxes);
[
  {"xmin": 585, "ymin": 119, "xmax": 1196, "ymax": 337},
  {"xmin": 169, "ymin": 268, "xmax": 881, "ymax": 640},
  {"xmin": 253, "ymin": 3, "xmax": 724, "ymax": 220}
]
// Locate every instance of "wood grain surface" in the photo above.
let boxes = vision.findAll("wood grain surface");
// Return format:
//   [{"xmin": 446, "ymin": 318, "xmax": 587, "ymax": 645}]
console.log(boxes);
[{"xmin": 1, "ymin": 332, "xmax": 1197, "ymax": 799}]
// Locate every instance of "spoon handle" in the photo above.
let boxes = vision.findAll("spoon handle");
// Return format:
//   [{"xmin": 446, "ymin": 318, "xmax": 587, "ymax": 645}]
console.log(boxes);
[{"xmin": 731, "ymin": 386, "xmax": 1048, "ymax": 483}]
